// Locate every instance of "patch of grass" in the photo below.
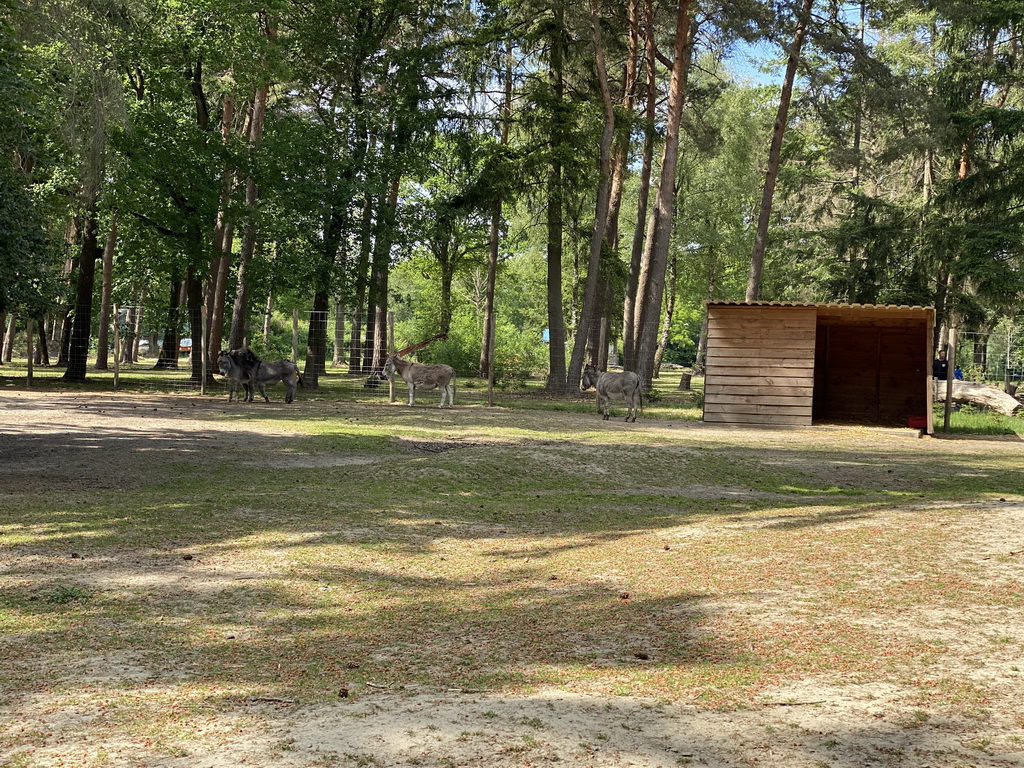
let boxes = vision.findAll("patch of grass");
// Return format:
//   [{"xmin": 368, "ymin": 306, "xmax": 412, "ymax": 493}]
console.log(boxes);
[
  {"xmin": 934, "ymin": 403, "xmax": 1024, "ymax": 435},
  {"xmin": 43, "ymin": 584, "xmax": 95, "ymax": 605}
]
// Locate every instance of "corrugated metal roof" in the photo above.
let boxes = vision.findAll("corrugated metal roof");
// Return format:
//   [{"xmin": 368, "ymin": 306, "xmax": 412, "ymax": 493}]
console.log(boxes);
[{"xmin": 706, "ymin": 300, "xmax": 934, "ymax": 311}]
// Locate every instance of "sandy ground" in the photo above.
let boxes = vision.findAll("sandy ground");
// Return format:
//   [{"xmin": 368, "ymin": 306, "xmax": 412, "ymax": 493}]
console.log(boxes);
[{"xmin": 1, "ymin": 390, "xmax": 1023, "ymax": 768}]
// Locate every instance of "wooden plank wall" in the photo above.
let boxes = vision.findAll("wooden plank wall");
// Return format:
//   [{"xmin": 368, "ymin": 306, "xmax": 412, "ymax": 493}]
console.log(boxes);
[{"xmin": 703, "ymin": 306, "xmax": 817, "ymax": 425}]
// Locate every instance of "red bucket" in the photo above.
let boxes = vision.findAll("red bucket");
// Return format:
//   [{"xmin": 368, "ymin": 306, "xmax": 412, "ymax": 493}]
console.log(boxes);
[{"xmin": 907, "ymin": 416, "xmax": 928, "ymax": 429}]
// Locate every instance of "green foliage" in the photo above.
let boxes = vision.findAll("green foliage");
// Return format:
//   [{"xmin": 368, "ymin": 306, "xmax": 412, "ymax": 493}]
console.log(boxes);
[{"xmin": 0, "ymin": 3, "xmax": 53, "ymax": 316}]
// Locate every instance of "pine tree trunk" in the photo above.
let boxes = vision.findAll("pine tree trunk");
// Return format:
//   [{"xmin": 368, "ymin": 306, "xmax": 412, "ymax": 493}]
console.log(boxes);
[
  {"xmin": 621, "ymin": 0, "xmax": 660, "ymax": 371},
  {"xmin": 363, "ymin": 177, "xmax": 399, "ymax": 373},
  {"xmin": 544, "ymin": 5, "xmax": 568, "ymax": 392},
  {"xmin": 229, "ymin": 19, "xmax": 274, "ymax": 350},
  {"xmin": 567, "ymin": 0, "xmax": 617, "ymax": 392},
  {"xmin": 349, "ymin": 189, "xmax": 375, "ymax": 373},
  {"xmin": 207, "ymin": 97, "xmax": 236, "ymax": 359},
  {"xmin": 229, "ymin": 83, "xmax": 269, "ymax": 350},
  {"xmin": 480, "ymin": 46, "xmax": 513, "ymax": 379},
  {"xmin": 653, "ymin": 252, "xmax": 677, "ymax": 377},
  {"xmin": 632, "ymin": 0, "xmax": 694, "ymax": 387}
]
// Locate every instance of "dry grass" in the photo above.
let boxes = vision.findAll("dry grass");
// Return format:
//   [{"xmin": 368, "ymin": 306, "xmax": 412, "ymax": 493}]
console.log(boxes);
[{"xmin": 1, "ymin": 390, "xmax": 1022, "ymax": 767}]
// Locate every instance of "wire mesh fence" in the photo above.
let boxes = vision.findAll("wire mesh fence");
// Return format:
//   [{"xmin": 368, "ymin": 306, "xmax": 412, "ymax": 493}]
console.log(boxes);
[
  {"xmin": 1, "ymin": 303, "xmax": 690, "ymax": 398},
  {"xmin": 954, "ymin": 328, "xmax": 1023, "ymax": 389},
  {"xmin": 0, "ymin": 307, "xmax": 523, "ymax": 396}
]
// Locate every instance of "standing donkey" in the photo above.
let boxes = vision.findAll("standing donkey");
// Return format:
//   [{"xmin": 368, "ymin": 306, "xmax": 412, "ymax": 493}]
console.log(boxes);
[
  {"xmin": 383, "ymin": 354, "xmax": 456, "ymax": 408},
  {"xmin": 581, "ymin": 363, "xmax": 643, "ymax": 422}
]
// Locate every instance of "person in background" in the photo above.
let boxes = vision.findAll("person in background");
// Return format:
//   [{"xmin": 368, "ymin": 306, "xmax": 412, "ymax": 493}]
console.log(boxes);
[{"xmin": 933, "ymin": 349, "xmax": 949, "ymax": 380}]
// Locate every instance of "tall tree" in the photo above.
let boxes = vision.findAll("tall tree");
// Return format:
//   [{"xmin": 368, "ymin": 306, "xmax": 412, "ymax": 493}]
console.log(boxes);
[
  {"xmin": 745, "ymin": 0, "xmax": 815, "ymax": 302},
  {"xmin": 566, "ymin": 0, "xmax": 616, "ymax": 392},
  {"xmin": 631, "ymin": 0, "xmax": 694, "ymax": 387}
]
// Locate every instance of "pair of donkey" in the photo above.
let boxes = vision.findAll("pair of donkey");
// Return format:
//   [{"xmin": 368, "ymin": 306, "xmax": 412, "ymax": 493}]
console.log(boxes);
[{"xmin": 217, "ymin": 349, "xmax": 303, "ymax": 404}]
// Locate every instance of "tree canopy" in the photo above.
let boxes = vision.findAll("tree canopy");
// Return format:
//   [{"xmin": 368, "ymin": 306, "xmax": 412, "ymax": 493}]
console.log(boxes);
[{"xmin": 2, "ymin": 0, "xmax": 1021, "ymax": 382}]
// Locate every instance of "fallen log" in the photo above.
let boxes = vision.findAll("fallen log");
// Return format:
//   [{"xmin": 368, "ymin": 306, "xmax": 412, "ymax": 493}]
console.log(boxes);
[{"xmin": 934, "ymin": 380, "xmax": 1022, "ymax": 417}]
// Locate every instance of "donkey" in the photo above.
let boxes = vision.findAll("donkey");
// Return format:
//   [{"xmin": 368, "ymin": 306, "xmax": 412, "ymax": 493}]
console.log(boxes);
[
  {"xmin": 218, "ymin": 349, "xmax": 257, "ymax": 402},
  {"xmin": 581, "ymin": 364, "xmax": 643, "ymax": 422},
  {"xmin": 383, "ymin": 354, "xmax": 456, "ymax": 408},
  {"xmin": 218, "ymin": 349, "xmax": 303, "ymax": 404}
]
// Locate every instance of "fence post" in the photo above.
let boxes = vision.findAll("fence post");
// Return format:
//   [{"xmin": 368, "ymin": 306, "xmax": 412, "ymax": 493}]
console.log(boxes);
[
  {"xmin": 200, "ymin": 305, "xmax": 208, "ymax": 395},
  {"xmin": 291, "ymin": 309, "xmax": 299, "ymax": 364},
  {"xmin": 388, "ymin": 311, "xmax": 396, "ymax": 403},
  {"xmin": 943, "ymin": 324, "xmax": 958, "ymax": 433},
  {"xmin": 26, "ymin": 317, "xmax": 33, "ymax": 388},
  {"xmin": 487, "ymin": 311, "xmax": 496, "ymax": 407},
  {"xmin": 112, "ymin": 304, "xmax": 120, "ymax": 391}
]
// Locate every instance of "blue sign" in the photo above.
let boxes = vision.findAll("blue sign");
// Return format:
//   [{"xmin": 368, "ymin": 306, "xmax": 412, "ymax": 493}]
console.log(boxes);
[{"xmin": 542, "ymin": 328, "xmax": 550, "ymax": 343}]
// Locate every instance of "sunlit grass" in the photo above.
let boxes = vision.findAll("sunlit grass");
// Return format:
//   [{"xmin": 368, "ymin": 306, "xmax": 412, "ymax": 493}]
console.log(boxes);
[{"xmin": 933, "ymin": 403, "xmax": 1024, "ymax": 436}]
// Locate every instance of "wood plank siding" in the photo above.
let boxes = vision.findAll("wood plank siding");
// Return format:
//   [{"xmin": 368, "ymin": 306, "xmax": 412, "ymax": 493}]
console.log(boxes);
[
  {"xmin": 703, "ymin": 302, "xmax": 934, "ymax": 429},
  {"xmin": 703, "ymin": 306, "xmax": 817, "ymax": 425}
]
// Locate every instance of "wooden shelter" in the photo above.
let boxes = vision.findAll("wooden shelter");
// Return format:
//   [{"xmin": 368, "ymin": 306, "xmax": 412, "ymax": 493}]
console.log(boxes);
[{"xmin": 703, "ymin": 302, "xmax": 935, "ymax": 431}]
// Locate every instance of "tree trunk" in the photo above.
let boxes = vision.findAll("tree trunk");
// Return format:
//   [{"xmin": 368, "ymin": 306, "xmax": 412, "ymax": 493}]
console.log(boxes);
[
  {"xmin": 3, "ymin": 313, "xmax": 16, "ymax": 362},
  {"xmin": 621, "ymin": 0, "xmax": 658, "ymax": 371},
  {"xmin": 632, "ymin": 0, "xmax": 694, "ymax": 387},
  {"xmin": 229, "ymin": 83, "xmax": 269, "ymax": 350},
  {"xmin": 120, "ymin": 302, "xmax": 135, "ymax": 363},
  {"xmin": 95, "ymin": 217, "xmax": 118, "ymax": 370},
  {"xmin": 363, "ymin": 177, "xmax": 400, "ymax": 373},
  {"xmin": 348, "ymin": 192, "xmax": 375, "ymax": 373},
  {"xmin": 186, "ymin": 263, "xmax": 205, "ymax": 382},
  {"xmin": 480, "ymin": 45, "xmax": 513, "ymax": 379},
  {"xmin": 567, "ymin": 0, "xmax": 617, "ymax": 392},
  {"xmin": 543, "ymin": 7, "xmax": 571, "ymax": 391},
  {"xmin": 440, "ymin": 255, "xmax": 455, "ymax": 337},
  {"xmin": 34, "ymin": 318, "xmax": 50, "ymax": 365},
  {"xmin": 155, "ymin": 277, "xmax": 182, "ymax": 369},
  {"xmin": 304, "ymin": 291, "xmax": 329, "ymax": 387},
  {"xmin": 63, "ymin": 211, "xmax": 101, "ymax": 382},
  {"xmin": 936, "ymin": 380, "xmax": 1021, "ymax": 417},
  {"xmin": 745, "ymin": 0, "xmax": 814, "ymax": 301},
  {"xmin": 206, "ymin": 97, "xmax": 236, "ymax": 360},
  {"xmin": 133, "ymin": 288, "xmax": 147, "ymax": 361},
  {"xmin": 653, "ymin": 251, "xmax": 677, "ymax": 377},
  {"xmin": 333, "ymin": 297, "xmax": 346, "ymax": 367},
  {"xmin": 263, "ymin": 291, "xmax": 274, "ymax": 342}
]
